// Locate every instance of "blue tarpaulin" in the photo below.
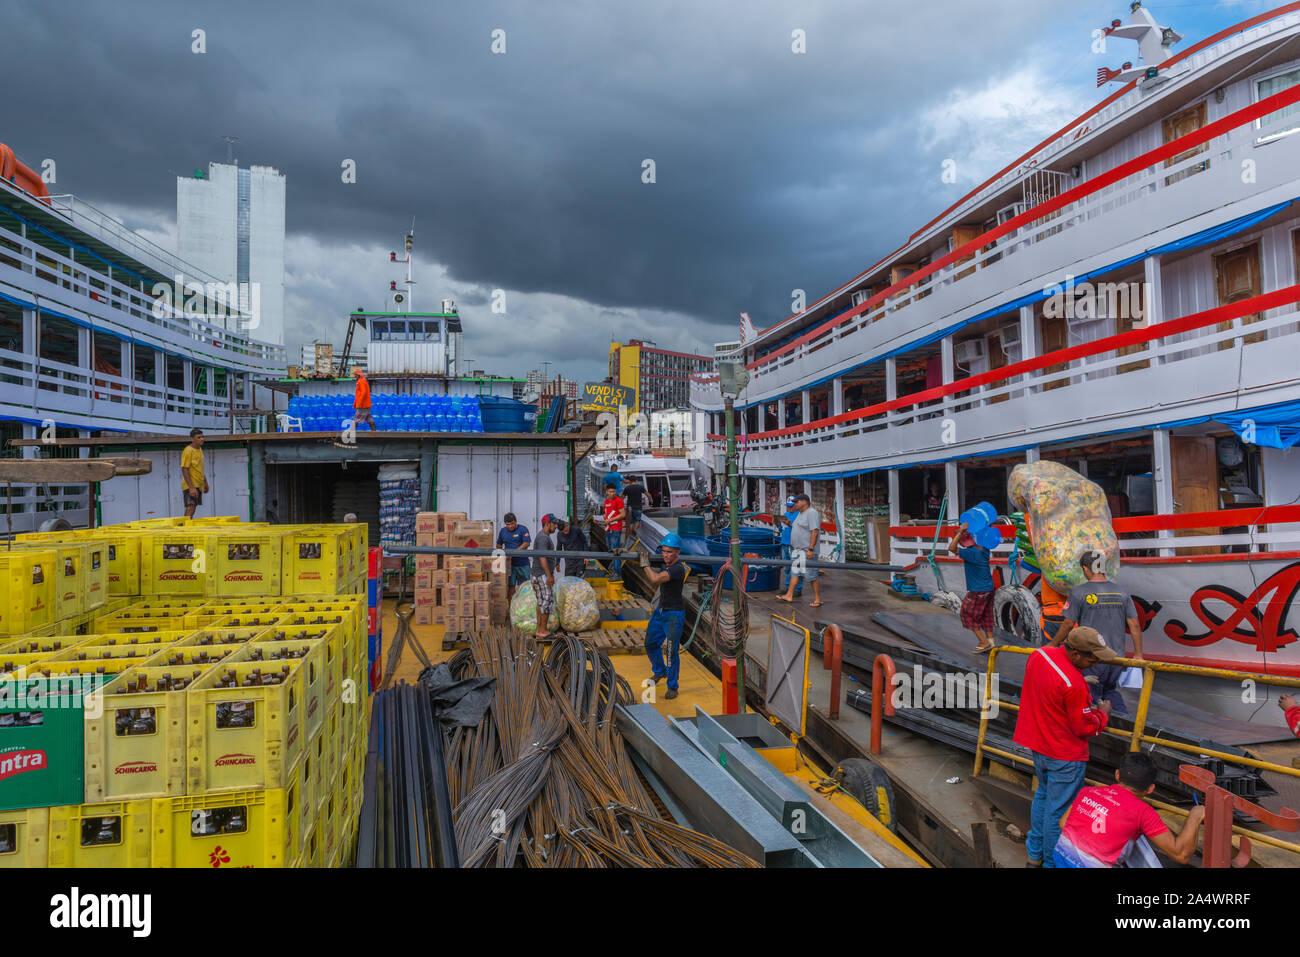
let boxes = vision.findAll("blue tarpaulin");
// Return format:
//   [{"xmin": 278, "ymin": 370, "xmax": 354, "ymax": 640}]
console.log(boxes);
[{"xmin": 1215, "ymin": 401, "xmax": 1300, "ymax": 450}]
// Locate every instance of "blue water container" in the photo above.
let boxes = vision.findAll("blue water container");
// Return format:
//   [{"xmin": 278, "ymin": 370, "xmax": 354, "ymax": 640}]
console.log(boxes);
[
  {"xmin": 478, "ymin": 396, "xmax": 529, "ymax": 433},
  {"xmin": 704, "ymin": 529, "xmax": 781, "ymax": 591}
]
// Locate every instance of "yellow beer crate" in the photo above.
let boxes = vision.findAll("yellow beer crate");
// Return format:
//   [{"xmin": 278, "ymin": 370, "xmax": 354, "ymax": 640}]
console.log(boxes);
[
  {"xmin": 0, "ymin": 634, "xmax": 89, "ymax": 656},
  {"xmin": 48, "ymin": 800, "xmax": 151, "ymax": 867},
  {"xmin": 94, "ymin": 598, "xmax": 206, "ymax": 629},
  {"xmin": 138, "ymin": 530, "xmax": 215, "ymax": 596},
  {"xmin": 279, "ymin": 528, "xmax": 350, "ymax": 596},
  {"xmin": 10, "ymin": 542, "xmax": 103, "ymax": 620},
  {"xmin": 186, "ymin": 601, "xmax": 282, "ymax": 628},
  {"xmin": 207, "ymin": 612, "xmax": 282, "ymax": 633},
  {"xmin": 86, "ymin": 663, "xmax": 223, "ymax": 801},
  {"xmin": 0, "ymin": 652, "xmax": 53, "ymax": 680},
  {"xmin": 239, "ymin": 634, "xmax": 326, "ymax": 741},
  {"xmin": 169, "ymin": 627, "xmax": 266, "ymax": 648},
  {"xmin": 0, "ymin": 547, "xmax": 58, "ymax": 637},
  {"xmin": 185, "ymin": 657, "xmax": 309, "ymax": 794},
  {"xmin": 0, "ymin": 807, "xmax": 49, "ymax": 868},
  {"xmin": 140, "ymin": 643, "xmax": 247, "ymax": 669},
  {"xmin": 51, "ymin": 631, "xmax": 189, "ymax": 654},
  {"xmin": 211, "ymin": 531, "xmax": 290, "ymax": 597},
  {"xmin": 151, "ymin": 786, "xmax": 297, "ymax": 868}
]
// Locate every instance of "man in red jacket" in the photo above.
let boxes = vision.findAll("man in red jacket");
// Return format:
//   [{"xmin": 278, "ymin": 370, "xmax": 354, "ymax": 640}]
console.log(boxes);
[
  {"xmin": 1015, "ymin": 626, "xmax": 1116, "ymax": 867},
  {"xmin": 1279, "ymin": 693, "xmax": 1300, "ymax": 737}
]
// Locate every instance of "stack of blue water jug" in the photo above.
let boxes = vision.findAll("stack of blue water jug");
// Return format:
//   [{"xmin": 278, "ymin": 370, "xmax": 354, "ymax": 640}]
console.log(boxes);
[{"xmin": 283, "ymin": 393, "xmax": 485, "ymax": 433}]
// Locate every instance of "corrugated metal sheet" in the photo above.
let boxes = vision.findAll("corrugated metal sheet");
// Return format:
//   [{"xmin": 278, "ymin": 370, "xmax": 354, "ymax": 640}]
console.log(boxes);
[{"xmin": 368, "ymin": 342, "xmax": 446, "ymax": 375}]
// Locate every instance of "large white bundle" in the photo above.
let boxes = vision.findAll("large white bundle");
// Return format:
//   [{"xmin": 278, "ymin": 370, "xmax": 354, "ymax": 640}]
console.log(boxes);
[
  {"xmin": 508, "ymin": 581, "xmax": 557, "ymax": 634},
  {"xmin": 554, "ymin": 576, "xmax": 600, "ymax": 632},
  {"xmin": 1008, "ymin": 461, "xmax": 1119, "ymax": 593}
]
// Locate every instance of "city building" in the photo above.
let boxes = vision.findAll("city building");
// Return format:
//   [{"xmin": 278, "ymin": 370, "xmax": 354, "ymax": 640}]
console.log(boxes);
[
  {"xmin": 177, "ymin": 161, "xmax": 286, "ymax": 347},
  {"xmin": 608, "ymin": 339, "xmax": 712, "ymax": 414}
]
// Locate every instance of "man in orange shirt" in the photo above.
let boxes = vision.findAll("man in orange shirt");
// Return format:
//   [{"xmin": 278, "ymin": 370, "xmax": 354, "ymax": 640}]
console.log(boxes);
[{"xmin": 352, "ymin": 366, "xmax": 375, "ymax": 430}]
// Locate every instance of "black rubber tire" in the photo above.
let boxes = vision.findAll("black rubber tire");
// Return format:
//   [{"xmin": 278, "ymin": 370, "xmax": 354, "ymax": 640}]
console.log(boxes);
[
  {"xmin": 994, "ymin": 584, "xmax": 1042, "ymax": 645},
  {"xmin": 835, "ymin": 758, "xmax": 897, "ymax": 833}
]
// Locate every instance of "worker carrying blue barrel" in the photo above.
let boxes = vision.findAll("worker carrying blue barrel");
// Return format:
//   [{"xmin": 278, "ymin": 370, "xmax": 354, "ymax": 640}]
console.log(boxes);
[{"xmin": 644, "ymin": 533, "xmax": 689, "ymax": 700}]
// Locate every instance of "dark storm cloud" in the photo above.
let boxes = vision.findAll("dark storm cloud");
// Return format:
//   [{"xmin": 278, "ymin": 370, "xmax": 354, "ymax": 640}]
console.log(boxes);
[{"xmin": 1, "ymin": 0, "xmax": 1104, "ymax": 368}]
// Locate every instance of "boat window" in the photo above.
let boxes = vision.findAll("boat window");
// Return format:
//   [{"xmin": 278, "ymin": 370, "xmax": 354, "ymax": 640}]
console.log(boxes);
[
  {"xmin": 424, "ymin": 320, "xmax": 439, "ymax": 339},
  {"xmin": 370, "ymin": 322, "xmax": 388, "ymax": 342},
  {"xmin": 1257, "ymin": 66, "xmax": 1300, "ymax": 142},
  {"xmin": 388, "ymin": 321, "xmax": 407, "ymax": 340},
  {"xmin": 669, "ymin": 473, "xmax": 693, "ymax": 492},
  {"xmin": 645, "ymin": 475, "xmax": 670, "ymax": 506}
]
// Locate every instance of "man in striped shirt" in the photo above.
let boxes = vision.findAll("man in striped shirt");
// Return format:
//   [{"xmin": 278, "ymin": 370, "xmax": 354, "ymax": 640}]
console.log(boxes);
[{"xmin": 1014, "ymin": 626, "xmax": 1115, "ymax": 867}]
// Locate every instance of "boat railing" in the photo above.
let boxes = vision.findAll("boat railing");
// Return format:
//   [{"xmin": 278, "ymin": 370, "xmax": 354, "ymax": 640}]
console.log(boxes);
[
  {"xmin": 0, "ymin": 343, "xmax": 246, "ymax": 432},
  {"xmin": 718, "ymin": 84, "xmax": 1300, "ymax": 407},
  {"xmin": 974, "ymin": 646, "xmax": 1300, "ymax": 860},
  {"xmin": 714, "ymin": 284, "xmax": 1300, "ymax": 468},
  {"xmin": 0, "ymin": 212, "xmax": 285, "ymax": 370},
  {"xmin": 889, "ymin": 503, "xmax": 1300, "ymax": 566}
]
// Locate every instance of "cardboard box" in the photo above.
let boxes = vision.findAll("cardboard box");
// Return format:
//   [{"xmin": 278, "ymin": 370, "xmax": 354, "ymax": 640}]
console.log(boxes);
[
  {"xmin": 431, "ymin": 569, "xmax": 448, "ymax": 585},
  {"xmin": 449, "ymin": 567, "xmax": 468, "ymax": 586},
  {"xmin": 472, "ymin": 582, "xmax": 490, "ymax": 604},
  {"xmin": 415, "ymin": 554, "xmax": 440, "ymax": 572},
  {"xmin": 475, "ymin": 615, "xmax": 490, "ymax": 631},
  {"xmin": 440, "ymin": 512, "xmax": 467, "ymax": 528},
  {"xmin": 443, "ymin": 583, "xmax": 460, "ymax": 605},
  {"xmin": 429, "ymin": 607, "xmax": 445, "ymax": 627},
  {"xmin": 415, "ymin": 605, "xmax": 434, "ymax": 626},
  {"xmin": 459, "ymin": 599, "xmax": 473, "ymax": 619},
  {"xmin": 415, "ymin": 570, "xmax": 435, "ymax": 591},
  {"xmin": 416, "ymin": 532, "xmax": 436, "ymax": 548},
  {"xmin": 416, "ymin": 512, "xmax": 440, "ymax": 534}
]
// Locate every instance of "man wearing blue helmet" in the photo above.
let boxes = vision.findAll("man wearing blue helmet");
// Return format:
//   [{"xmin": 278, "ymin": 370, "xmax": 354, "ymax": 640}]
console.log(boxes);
[{"xmin": 644, "ymin": 532, "xmax": 689, "ymax": 699}]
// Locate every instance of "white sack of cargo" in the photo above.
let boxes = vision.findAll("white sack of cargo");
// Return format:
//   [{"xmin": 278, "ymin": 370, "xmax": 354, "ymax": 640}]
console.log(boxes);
[
  {"xmin": 554, "ymin": 576, "xmax": 599, "ymax": 632},
  {"xmin": 509, "ymin": 581, "xmax": 557, "ymax": 634},
  {"xmin": 1007, "ymin": 461, "xmax": 1119, "ymax": 594}
]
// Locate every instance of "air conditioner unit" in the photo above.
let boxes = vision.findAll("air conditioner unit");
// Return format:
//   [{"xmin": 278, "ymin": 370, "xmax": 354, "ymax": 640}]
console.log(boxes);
[
  {"xmin": 996, "ymin": 202, "xmax": 1026, "ymax": 225},
  {"xmin": 999, "ymin": 321, "xmax": 1022, "ymax": 351},
  {"xmin": 1067, "ymin": 290, "xmax": 1112, "ymax": 324},
  {"xmin": 954, "ymin": 338, "xmax": 987, "ymax": 366}
]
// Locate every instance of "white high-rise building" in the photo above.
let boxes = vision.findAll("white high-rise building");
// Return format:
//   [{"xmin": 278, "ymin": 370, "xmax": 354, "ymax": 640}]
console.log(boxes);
[{"xmin": 177, "ymin": 162, "xmax": 286, "ymax": 346}]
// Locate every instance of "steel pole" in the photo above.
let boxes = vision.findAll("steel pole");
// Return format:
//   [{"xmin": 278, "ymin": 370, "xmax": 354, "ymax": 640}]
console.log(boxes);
[{"xmin": 726, "ymin": 395, "xmax": 745, "ymax": 713}]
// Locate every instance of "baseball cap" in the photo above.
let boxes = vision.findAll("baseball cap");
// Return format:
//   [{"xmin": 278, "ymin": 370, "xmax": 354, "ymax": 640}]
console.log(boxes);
[
  {"xmin": 785, "ymin": 496, "xmax": 796, "ymax": 507},
  {"xmin": 541, "ymin": 513, "xmax": 558, "ymax": 525},
  {"xmin": 1065, "ymin": 626, "xmax": 1118, "ymax": 661}
]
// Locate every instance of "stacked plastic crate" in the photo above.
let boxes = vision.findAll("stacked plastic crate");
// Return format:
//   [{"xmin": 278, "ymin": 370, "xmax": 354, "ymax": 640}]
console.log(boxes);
[{"xmin": 0, "ymin": 518, "xmax": 369, "ymax": 869}]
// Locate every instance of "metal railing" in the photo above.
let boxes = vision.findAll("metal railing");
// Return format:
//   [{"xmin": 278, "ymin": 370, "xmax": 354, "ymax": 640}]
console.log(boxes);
[
  {"xmin": 973, "ymin": 645, "xmax": 1300, "ymax": 857},
  {"xmin": 693, "ymin": 97, "xmax": 1300, "ymax": 411}
]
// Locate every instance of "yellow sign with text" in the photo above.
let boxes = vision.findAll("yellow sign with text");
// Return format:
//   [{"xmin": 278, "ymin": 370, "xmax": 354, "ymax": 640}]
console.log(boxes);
[{"xmin": 581, "ymin": 382, "xmax": 636, "ymax": 413}]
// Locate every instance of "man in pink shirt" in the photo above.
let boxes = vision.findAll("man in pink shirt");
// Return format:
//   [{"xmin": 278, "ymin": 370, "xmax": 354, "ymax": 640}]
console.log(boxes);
[
  {"xmin": 1014, "ymin": 626, "xmax": 1114, "ymax": 867},
  {"xmin": 1055, "ymin": 752, "xmax": 1205, "ymax": 867}
]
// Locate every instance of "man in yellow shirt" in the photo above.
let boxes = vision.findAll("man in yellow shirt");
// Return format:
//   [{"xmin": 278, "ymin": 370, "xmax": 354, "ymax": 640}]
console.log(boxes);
[{"xmin": 181, "ymin": 428, "xmax": 208, "ymax": 517}]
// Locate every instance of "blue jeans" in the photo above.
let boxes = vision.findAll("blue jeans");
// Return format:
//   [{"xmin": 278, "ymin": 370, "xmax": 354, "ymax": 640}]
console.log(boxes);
[
  {"xmin": 781, "ymin": 544, "xmax": 802, "ymax": 594},
  {"xmin": 607, "ymin": 529, "xmax": 622, "ymax": 577},
  {"xmin": 1028, "ymin": 753, "xmax": 1087, "ymax": 866},
  {"xmin": 645, "ymin": 608, "xmax": 685, "ymax": 691}
]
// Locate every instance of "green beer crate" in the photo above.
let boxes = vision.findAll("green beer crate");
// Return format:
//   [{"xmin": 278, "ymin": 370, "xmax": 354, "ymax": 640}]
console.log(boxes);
[{"xmin": 0, "ymin": 675, "xmax": 109, "ymax": 811}]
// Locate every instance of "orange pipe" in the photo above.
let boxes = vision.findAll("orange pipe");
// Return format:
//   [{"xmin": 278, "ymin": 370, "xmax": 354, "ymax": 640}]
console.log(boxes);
[
  {"xmin": 870, "ymin": 653, "xmax": 897, "ymax": 755},
  {"xmin": 823, "ymin": 624, "xmax": 843, "ymax": 720},
  {"xmin": 0, "ymin": 143, "xmax": 50, "ymax": 201}
]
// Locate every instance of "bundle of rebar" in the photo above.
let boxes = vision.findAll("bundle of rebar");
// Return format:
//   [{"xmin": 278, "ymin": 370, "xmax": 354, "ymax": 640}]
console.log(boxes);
[
  {"xmin": 356, "ymin": 682, "xmax": 460, "ymax": 868},
  {"xmin": 442, "ymin": 627, "xmax": 760, "ymax": 867}
]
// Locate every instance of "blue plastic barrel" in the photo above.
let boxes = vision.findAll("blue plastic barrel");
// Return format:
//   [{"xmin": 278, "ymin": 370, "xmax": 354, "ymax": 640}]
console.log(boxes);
[{"xmin": 704, "ymin": 529, "xmax": 781, "ymax": 591}]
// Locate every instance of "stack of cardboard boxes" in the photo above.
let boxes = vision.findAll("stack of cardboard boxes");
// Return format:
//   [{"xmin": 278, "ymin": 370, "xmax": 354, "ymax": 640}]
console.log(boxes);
[{"xmin": 412, "ymin": 512, "xmax": 510, "ymax": 630}]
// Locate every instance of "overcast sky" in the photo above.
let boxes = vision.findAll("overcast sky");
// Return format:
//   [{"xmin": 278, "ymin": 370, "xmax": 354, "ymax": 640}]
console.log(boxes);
[{"xmin": 1, "ymin": 0, "xmax": 1247, "ymax": 383}]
